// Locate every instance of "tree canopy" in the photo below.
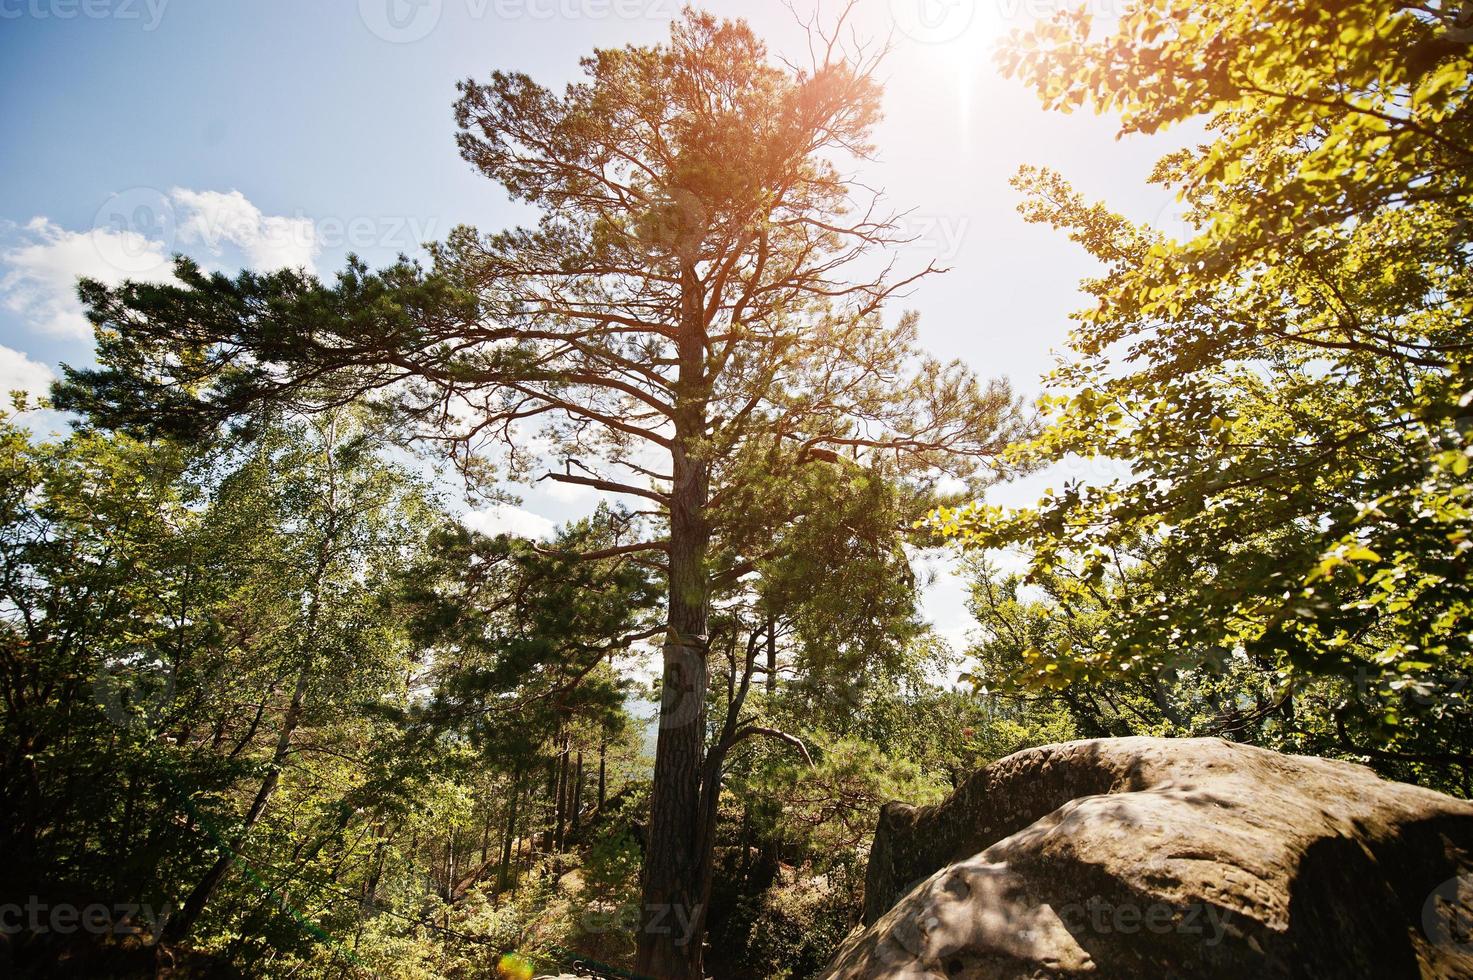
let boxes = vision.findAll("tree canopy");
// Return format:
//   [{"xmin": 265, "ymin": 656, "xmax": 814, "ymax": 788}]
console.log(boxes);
[
  {"xmin": 938, "ymin": 0, "xmax": 1473, "ymax": 785},
  {"xmin": 52, "ymin": 9, "xmax": 1024, "ymax": 976},
  {"xmin": 8, "ymin": 1, "xmax": 1472, "ymax": 976}
]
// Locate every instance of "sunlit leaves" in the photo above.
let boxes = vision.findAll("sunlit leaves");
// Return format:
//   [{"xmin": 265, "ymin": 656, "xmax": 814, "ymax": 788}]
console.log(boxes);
[{"xmin": 950, "ymin": 0, "xmax": 1473, "ymax": 781}]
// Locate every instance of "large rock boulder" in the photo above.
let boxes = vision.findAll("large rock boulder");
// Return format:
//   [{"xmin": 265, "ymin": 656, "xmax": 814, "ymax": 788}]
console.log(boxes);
[{"xmin": 824, "ymin": 737, "xmax": 1473, "ymax": 979}]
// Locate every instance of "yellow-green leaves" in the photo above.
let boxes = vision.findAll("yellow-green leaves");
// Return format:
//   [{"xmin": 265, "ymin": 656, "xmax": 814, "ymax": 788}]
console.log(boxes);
[{"xmin": 954, "ymin": 0, "xmax": 1473, "ymax": 770}]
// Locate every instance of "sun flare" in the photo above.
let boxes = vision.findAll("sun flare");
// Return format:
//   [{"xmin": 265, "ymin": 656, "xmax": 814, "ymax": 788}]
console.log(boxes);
[{"xmin": 918, "ymin": 0, "xmax": 1013, "ymax": 132}]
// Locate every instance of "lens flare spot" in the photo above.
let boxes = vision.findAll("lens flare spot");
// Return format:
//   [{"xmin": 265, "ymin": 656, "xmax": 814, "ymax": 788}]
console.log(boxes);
[{"xmin": 496, "ymin": 952, "xmax": 536, "ymax": 980}]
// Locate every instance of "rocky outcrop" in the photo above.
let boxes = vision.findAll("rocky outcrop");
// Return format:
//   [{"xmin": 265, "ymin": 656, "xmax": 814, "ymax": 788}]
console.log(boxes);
[{"xmin": 826, "ymin": 737, "xmax": 1473, "ymax": 979}]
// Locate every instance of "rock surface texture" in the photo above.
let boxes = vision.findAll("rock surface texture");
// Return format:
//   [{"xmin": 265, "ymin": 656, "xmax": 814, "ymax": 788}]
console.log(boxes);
[{"xmin": 824, "ymin": 736, "xmax": 1473, "ymax": 979}]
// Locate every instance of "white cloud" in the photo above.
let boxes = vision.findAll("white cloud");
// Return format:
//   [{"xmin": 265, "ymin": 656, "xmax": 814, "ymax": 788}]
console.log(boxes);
[
  {"xmin": 172, "ymin": 189, "xmax": 318, "ymax": 274},
  {"xmin": 462, "ymin": 504, "xmax": 558, "ymax": 541},
  {"xmin": 935, "ymin": 474, "xmax": 969, "ymax": 496},
  {"xmin": 1, "ymin": 217, "xmax": 175, "ymax": 338},
  {"xmin": 544, "ymin": 477, "xmax": 599, "ymax": 505},
  {"xmin": 1, "ymin": 188, "xmax": 320, "ymax": 340},
  {"xmin": 0, "ymin": 344, "xmax": 54, "ymax": 400}
]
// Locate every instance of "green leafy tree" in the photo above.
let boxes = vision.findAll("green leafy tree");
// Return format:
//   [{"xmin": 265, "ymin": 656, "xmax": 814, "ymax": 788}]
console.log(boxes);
[
  {"xmin": 0, "ymin": 407, "xmax": 470, "ymax": 972},
  {"xmin": 0, "ymin": 417, "xmax": 235, "ymax": 910},
  {"xmin": 938, "ymin": 0, "xmax": 1473, "ymax": 787},
  {"xmin": 159, "ymin": 411, "xmax": 439, "ymax": 944}
]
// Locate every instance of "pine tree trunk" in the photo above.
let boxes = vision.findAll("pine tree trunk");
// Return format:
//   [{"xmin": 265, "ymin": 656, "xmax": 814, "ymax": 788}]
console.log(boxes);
[
  {"xmin": 571, "ymin": 750, "xmax": 584, "ymax": 835},
  {"xmin": 445, "ymin": 825, "xmax": 458, "ymax": 902},
  {"xmin": 597, "ymin": 741, "xmax": 607, "ymax": 811},
  {"xmin": 511, "ymin": 829, "xmax": 524, "ymax": 901},
  {"xmin": 637, "ymin": 261, "xmax": 711, "ymax": 979},
  {"xmin": 497, "ymin": 777, "xmax": 520, "ymax": 896},
  {"xmin": 480, "ymin": 807, "xmax": 492, "ymax": 866},
  {"xmin": 554, "ymin": 735, "xmax": 569, "ymax": 852},
  {"xmin": 765, "ymin": 615, "xmax": 777, "ymax": 695}
]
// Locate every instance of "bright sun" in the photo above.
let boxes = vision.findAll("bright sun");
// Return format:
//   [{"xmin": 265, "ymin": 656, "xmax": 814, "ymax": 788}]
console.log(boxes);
[
  {"xmin": 893, "ymin": 0, "xmax": 1010, "ymax": 58},
  {"xmin": 892, "ymin": 0, "xmax": 1014, "ymax": 128},
  {"xmin": 942, "ymin": 6, "xmax": 1007, "ymax": 129}
]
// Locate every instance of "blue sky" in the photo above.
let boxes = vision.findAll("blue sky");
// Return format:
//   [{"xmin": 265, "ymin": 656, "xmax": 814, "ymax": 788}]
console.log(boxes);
[{"xmin": 0, "ymin": 0, "xmax": 1183, "ymax": 654}]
